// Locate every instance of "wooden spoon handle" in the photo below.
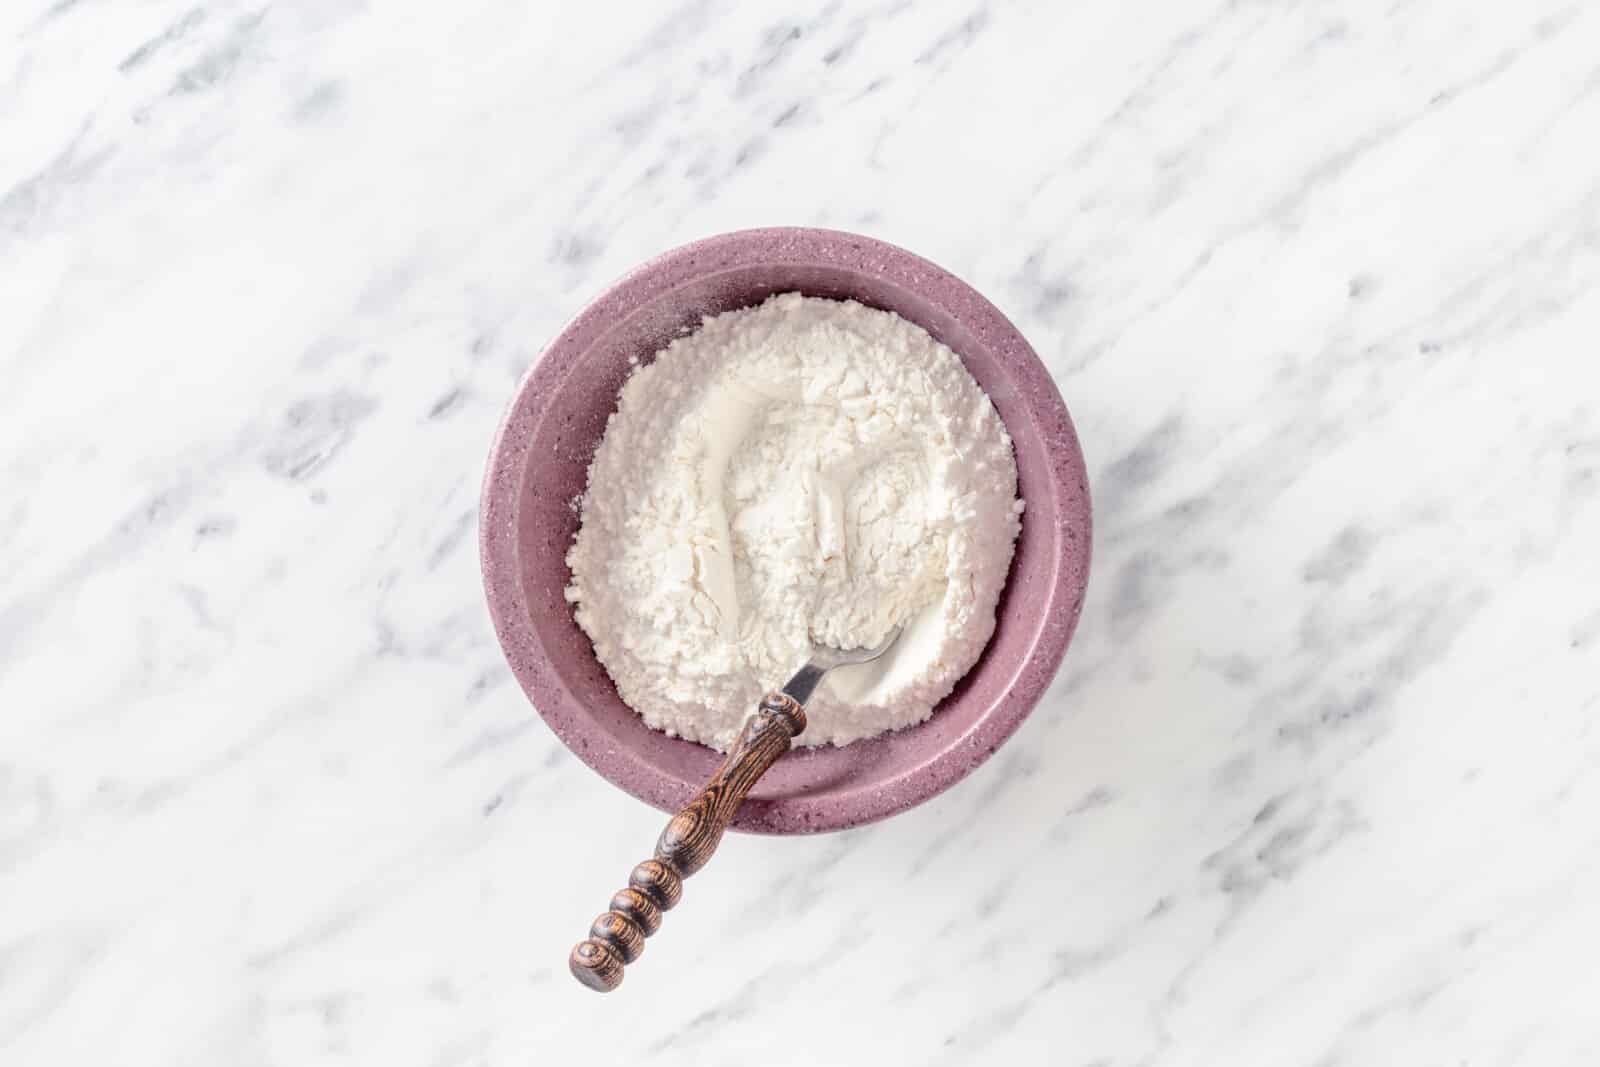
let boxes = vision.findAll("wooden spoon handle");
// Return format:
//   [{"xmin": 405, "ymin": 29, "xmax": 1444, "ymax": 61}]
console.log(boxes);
[{"xmin": 569, "ymin": 692, "xmax": 806, "ymax": 992}]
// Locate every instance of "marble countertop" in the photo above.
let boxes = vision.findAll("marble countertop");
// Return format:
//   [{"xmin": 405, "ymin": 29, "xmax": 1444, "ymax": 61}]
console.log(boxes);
[{"xmin": 5, "ymin": 1, "xmax": 1600, "ymax": 1063}]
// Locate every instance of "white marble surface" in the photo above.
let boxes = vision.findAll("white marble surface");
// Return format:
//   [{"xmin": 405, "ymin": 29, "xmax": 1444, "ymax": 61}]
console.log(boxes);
[{"xmin": 5, "ymin": 0, "xmax": 1600, "ymax": 1063}]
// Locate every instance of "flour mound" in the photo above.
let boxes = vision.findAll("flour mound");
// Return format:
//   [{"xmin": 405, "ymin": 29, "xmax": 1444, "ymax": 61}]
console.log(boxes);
[{"xmin": 565, "ymin": 293, "xmax": 1022, "ymax": 751}]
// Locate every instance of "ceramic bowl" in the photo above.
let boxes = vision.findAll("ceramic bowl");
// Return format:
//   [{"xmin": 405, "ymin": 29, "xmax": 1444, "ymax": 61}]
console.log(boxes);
[{"xmin": 480, "ymin": 227, "xmax": 1091, "ymax": 833}]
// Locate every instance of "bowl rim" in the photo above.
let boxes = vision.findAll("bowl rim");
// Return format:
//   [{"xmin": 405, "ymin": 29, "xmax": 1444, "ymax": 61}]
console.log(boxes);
[{"xmin": 480, "ymin": 226, "xmax": 1091, "ymax": 833}]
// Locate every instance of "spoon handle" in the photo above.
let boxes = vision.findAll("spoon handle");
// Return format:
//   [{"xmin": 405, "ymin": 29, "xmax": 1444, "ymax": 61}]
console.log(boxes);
[{"xmin": 569, "ymin": 692, "xmax": 806, "ymax": 992}]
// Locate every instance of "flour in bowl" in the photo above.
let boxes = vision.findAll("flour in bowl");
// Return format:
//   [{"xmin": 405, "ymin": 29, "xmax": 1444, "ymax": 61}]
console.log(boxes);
[{"xmin": 565, "ymin": 293, "xmax": 1022, "ymax": 750}]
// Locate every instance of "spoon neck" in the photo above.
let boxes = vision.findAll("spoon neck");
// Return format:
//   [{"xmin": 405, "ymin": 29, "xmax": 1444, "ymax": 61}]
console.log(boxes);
[{"xmin": 780, "ymin": 661, "xmax": 829, "ymax": 705}]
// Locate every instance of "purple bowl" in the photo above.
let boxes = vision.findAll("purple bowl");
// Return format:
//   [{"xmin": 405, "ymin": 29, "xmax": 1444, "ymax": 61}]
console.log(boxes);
[{"xmin": 480, "ymin": 227, "xmax": 1091, "ymax": 833}]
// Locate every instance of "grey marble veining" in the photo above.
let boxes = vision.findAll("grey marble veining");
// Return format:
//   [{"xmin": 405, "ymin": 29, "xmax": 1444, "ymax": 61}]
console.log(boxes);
[{"xmin": 4, "ymin": 1, "xmax": 1600, "ymax": 1063}]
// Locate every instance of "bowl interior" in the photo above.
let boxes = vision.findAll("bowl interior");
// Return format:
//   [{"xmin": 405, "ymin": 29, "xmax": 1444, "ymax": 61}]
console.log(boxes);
[{"xmin": 489, "ymin": 235, "xmax": 1089, "ymax": 832}]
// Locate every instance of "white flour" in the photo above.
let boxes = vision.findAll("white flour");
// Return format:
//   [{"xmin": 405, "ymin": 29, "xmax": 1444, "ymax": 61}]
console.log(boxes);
[{"xmin": 565, "ymin": 293, "xmax": 1022, "ymax": 750}]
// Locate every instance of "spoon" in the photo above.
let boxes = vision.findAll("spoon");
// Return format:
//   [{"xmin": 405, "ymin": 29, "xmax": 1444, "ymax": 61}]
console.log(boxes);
[{"xmin": 569, "ymin": 627, "xmax": 904, "ymax": 992}]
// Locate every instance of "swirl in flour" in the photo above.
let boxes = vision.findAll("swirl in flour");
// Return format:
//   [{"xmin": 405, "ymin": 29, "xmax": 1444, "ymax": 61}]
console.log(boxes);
[{"xmin": 565, "ymin": 293, "xmax": 1022, "ymax": 750}]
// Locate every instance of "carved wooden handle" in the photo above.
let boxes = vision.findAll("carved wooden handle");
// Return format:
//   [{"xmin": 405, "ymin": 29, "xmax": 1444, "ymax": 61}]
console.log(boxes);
[{"xmin": 569, "ymin": 691, "xmax": 806, "ymax": 991}]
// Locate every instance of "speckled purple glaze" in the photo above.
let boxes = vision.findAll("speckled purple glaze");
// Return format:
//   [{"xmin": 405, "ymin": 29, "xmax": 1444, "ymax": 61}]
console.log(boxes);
[{"xmin": 480, "ymin": 228, "xmax": 1091, "ymax": 834}]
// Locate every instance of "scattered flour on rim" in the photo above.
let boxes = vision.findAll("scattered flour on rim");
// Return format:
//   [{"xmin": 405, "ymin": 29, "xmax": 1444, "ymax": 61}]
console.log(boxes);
[{"xmin": 565, "ymin": 293, "xmax": 1022, "ymax": 751}]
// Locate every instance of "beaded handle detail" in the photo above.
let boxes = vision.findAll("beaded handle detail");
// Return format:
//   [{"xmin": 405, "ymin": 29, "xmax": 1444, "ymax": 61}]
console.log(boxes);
[{"xmin": 569, "ymin": 692, "xmax": 805, "ymax": 992}]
